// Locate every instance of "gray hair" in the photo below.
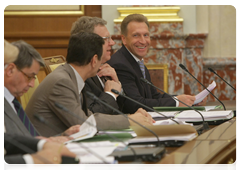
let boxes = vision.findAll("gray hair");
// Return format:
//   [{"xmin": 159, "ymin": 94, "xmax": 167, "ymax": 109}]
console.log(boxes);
[
  {"xmin": 11, "ymin": 40, "xmax": 45, "ymax": 69},
  {"xmin": 70, "ymin": 16, "xmax": 107, "ymax": 35}
]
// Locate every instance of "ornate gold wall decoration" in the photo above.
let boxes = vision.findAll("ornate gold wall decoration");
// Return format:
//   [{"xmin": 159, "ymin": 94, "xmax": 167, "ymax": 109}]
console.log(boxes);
[{"xmin": 114, "ymin": 6, "xmax": 183, "ymax": 23}]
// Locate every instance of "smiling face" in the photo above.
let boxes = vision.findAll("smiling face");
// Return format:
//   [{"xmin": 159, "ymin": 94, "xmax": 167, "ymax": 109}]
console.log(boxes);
[
  {"xmin": 122, "ymin": 21, "xmax": 150, "ymax": 60},
  {"xmin": 93, "ymin": 25, "xmax": 115, "ymax": 64}
]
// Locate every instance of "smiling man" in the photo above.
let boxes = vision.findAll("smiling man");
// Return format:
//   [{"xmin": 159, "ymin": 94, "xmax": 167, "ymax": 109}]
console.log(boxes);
[{"xmin": 108, "ymin": 14, "xmax": 203, "ymax": 114}]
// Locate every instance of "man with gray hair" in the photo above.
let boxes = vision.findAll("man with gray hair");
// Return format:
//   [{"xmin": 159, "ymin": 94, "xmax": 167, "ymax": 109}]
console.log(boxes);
[
  {"xmin": 4, "ymin": 40, "xmax": 80, "ymax": 140},
  {"xmin": 71, "ymin": 16, "xmax": 125, "ymax": 115}
]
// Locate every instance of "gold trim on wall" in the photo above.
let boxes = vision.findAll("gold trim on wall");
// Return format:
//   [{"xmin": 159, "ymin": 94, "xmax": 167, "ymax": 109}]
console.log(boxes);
[
  {"xmin": 4, "ymin": 5, "xmax": 84, "ymax": 16},
  {"xmin": 114, "ymin": 6, "xmax": 183, "ymax": 23},
  {"xmin": 145, "ymin": 64, "xmax": 168, "ymax": 93}
]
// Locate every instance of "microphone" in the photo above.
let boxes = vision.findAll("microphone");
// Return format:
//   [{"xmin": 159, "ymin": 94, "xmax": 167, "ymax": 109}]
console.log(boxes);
[
  {"xmin": 111, "ymin": 89, "xmax": 180, "ymax": 125},
  {"xmin": 208, "ymin": 67, "xmax": 236, "ymax": 91},
  {"xmin": 34, "ymin": 113, "xmax": 110, "ymax": 164},
  {"xmin": 55, "ymin": 101, "xmax": 162, "ymax": 161},
  {"xmin": 140, "ymin": 78, "xmax": 210, "ymax": 131},
  {"xmin": 179, "ymin": 63, "xmax": 226, "ymax": 110},
  {"xmin": 85, "ymin": 91, "xmax": 162, "ymax": 147}
]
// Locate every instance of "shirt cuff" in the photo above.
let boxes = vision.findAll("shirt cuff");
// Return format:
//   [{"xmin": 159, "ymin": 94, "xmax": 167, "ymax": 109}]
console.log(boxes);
[
  {"xmin": 105, "ymin": 91, "xmax": 117, "ymax": 100},
  {"xmin": 37, "ymin": 139, "xmax": 47, "ymax": 151},
  {"xmin": 23, "ymin": 154, "xmax": 34, "ymax": 164},
  {"xmin": 173, "ymin": 96, "xmax": 179, "ymax": 107}
]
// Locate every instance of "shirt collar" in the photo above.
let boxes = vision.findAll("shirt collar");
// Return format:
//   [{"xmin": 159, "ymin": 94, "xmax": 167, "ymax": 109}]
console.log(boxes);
[
  {"xmin": 68, "ymin": 64, "xmax": 85, "ymax": 94},
  {"xmin": 125, "ymin": 46, "xmax": 144, "ymax": 63},
  {"xmin": 4, "ymin": 86, "xmax": 14, "ymax": 104}
]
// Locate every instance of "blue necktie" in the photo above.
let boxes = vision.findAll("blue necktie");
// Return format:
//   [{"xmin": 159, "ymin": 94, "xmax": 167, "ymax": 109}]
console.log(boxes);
[
  {"xmin": 138, "ymin": 60, "xmax": 146, "ymax": 78},
  {"xmin": 12, "ymin": 98, "xmax": 39, "ymax": 137}
]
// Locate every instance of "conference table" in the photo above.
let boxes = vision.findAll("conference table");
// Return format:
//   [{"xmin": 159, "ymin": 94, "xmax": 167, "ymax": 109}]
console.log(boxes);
[{"xmin": 119, "ymin": 100, "xmax": 236, "ymax": 164}]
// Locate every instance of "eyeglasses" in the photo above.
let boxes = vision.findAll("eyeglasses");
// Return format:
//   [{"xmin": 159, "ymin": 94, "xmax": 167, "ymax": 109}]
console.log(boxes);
[
  {"xmin": 102, "ymin": 36, "xmax": 112, "ymax": 43},
  {"xmin": 17, "ymin": 67, "xmax": 36, "ymax": 82}
]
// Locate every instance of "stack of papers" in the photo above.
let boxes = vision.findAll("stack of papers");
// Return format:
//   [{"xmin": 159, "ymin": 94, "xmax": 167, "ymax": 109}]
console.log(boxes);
[
  {"xmin": 175, "ymin": 110, "xmax": 234, "ymax": 122},
  {"xmin": 194, "ymin": 81, "xmax": 216, "ymax": 104}
]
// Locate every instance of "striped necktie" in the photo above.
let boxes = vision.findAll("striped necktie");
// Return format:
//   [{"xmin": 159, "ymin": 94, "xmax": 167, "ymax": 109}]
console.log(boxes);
[
  {"xmin": 138, "ymin": 60, "xmax": 146, "ymax": 78},
  {"xmin": 12, "ymin": 98, "xmax": 39, "ymax": 137}
]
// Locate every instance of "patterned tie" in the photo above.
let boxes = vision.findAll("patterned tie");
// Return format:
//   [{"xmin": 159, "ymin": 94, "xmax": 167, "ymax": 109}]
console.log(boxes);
[
  {"xmin": 138, "ymin": 60, "xmax": 146, "ymax": 78},
  {"xmin": 12, "ymin": 98, "xmax": 39, "ymax": 137}
]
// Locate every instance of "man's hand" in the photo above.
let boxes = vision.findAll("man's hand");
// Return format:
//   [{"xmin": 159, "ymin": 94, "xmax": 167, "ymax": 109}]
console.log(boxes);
[
  {"xmin": 104, "ymin": 80, "xmax": 121, "ymax": 97},
  {"xmin": 32, "ymin": 141, "xmax": 77, "ymax": 164},
  {"xmin": 97, "ymin": 63, "xmax": 119, "ymax": 82},
  {"xmin": 194, "ymin": 96, "xmax": 207, "ymax": 106},
  {"xmin": 176, "ymin": 94, "xmax": 196, "ymax": 107},
  {"xmin": 128, "ymin": 108, "xmax": 155, "ymax": 126},
  {"xmin": 62, "ymin": 125, "xmax": 81, "ymax": 136}
]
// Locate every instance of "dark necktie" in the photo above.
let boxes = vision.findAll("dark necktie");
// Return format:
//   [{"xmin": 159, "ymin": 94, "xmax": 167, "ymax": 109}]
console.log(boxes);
[
  {"xmin": 81, "ymin": 87, "xmax": 88, "ymax": 116},
  {"xmin": 12, "ymin": 98, "xmax": 39, "ymax": 136},
  {"xmin": 138, "ymin": 60, "xmax": 146, "ymax": 78},
  {"xmin": 100, "ymin": 76, "xmax": 111, "ymax": 84}
]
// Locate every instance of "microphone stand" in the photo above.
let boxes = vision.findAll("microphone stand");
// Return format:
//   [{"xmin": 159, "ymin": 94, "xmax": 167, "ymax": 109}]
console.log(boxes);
[
  {"xmin": 139, "ymin": 77, "xmax": 210, "ymax": 131},
  {"xmin": 208, "ymin": 67, "xmax": 236, "ymax": 91},
  {"xmin": 85, "ymin": 91, "xmax": 163, "ymax": 147},
  {"xmin": 179, "ymin": 64, "xmax": 226, "ymax": 110}
]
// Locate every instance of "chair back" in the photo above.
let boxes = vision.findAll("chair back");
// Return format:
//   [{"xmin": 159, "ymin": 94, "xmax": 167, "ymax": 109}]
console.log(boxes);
[
  {"xmin": 20, "ymin": 76, "xmax": 40, "ymax": 110},
  {"xmin": 43, "ymin": 55, "xmax": 66, "ymax": 75}
]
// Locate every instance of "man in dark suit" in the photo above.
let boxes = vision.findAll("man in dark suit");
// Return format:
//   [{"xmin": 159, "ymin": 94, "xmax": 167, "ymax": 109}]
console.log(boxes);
[
  {"xmin": 4, "ymin": 133, "xmax": 76, "ymax": 164},
  {"xmin": 4, "ymin": 40, "xmax": 80, "ymax": 142},
  {"xmin": 70, "ymin": 16, "xmax": 124, "ymax": 114},
  {"xmin": 26, "ymin": 31, "xmax": 154, "ymax": 137},
  {"xmin": 108, "ymin": 14, "xmax": 205, "ymax": 114}
]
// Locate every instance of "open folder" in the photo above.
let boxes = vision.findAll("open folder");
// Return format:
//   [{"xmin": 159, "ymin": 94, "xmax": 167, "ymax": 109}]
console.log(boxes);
[{"xmin": 128, "ymin": 124, "xmax": 198, "ymax": 145}]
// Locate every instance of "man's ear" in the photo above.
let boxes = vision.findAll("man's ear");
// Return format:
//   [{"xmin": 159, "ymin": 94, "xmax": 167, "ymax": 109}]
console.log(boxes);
[
  {"xmin": 4, "ymin": 63, "xmax": 16, "ymax": 77},
  {"xmin": 121, "ymin": 35, "xmax": 126, "ymax": 45},
  {"xmin": 90, "ymin": 54, "xmax": 98, "ymax": 68}
]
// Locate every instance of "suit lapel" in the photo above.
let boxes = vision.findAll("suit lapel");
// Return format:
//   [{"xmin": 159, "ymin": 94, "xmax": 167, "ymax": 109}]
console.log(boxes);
[
  {"xmin": 121, "ymin": 45, "xmax": 149, "ymax": 97},
  {"xmin": 4, "ymin": 98, "xmax": 32, "ymax": 136},
  {"xmin": 92, "ymin": 76, "xmax": 104, "ymax": 90}
]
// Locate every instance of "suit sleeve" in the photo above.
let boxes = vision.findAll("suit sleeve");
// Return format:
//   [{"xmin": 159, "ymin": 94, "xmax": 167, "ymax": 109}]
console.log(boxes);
[
  {"xmin": 5, "ymin": 155, "xmax": 26, "ymax": 164},
  {"xmin": 47, "ymin": 78, "xmax": 130, "ymax": 130},
  {"xmin": 115, "ymin": 64, "xmax": 176, "ymax": 113},
  {"xmin": 85, "ymin": 79, "xmax": 119, "ymax": 115},
  {"xmin": 4, "ymin": 133, "xmax": 39, "ymax": 155}
]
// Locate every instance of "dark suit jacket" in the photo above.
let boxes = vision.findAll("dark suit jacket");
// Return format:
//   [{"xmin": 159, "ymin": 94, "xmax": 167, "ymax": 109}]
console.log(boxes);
[
  {"xmin": 85, "ymin": 76, "xmax": 119, "ymax": 114},
  {"xmin": 25, "ymin": 63, "xmax": 130, "ymax": 137},
  {"xmin": 107, "ymin": 45, "xmax": 176, "ymax": 114},
  {"xmin": 4, "ymin": 133, "xmax": 40, "ymax": 164},
  {"xmin": 4, "ymin": 98, "xmax": 37, "ymax": 138}
]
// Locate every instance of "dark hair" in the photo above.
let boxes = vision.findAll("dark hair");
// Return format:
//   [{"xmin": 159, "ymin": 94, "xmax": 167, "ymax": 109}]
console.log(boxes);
[
  {"xmin": 11, "ymin": 40, "xmax": 45, "ymax": 69},
  {"xmin": 66, "ymin": 31, "xmax": 105, "ymax": 66},
  {"xmin": 121, "ymin": 14, "xmax": 149, "ymax": 36},
  {"xmin": 70, "ymin": 16, "xmax": 107, "ymax": 35}
]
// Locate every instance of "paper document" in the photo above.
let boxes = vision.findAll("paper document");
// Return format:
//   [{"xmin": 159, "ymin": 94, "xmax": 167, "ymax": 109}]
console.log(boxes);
[
  {"xmin": 128, "ymin": 133, "xmax": 197, "ymax": 144},
  {"xmin": 153, "ymin": 119, "xmax": 193, "ymax": 126},
  {"xmin": 66, "ymin": 115, "xmax": 97, "ymax": 143},
  {"xmin": 175, "ymin": 110, "xmax": 234, "ymax": 122},
  {"xmin": 194, "ymin": 81, "xmax": 216, "ymax": 104}
]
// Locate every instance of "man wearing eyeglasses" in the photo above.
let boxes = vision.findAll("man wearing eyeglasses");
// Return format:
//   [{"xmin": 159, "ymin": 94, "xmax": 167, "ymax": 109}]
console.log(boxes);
[
  {"xmin": 70, "ymin": 16, "xmax": 124, "ymax": 115},
  {"xmin": 4, "ymin": 40, "xmax": 80, "ymax": 141}
]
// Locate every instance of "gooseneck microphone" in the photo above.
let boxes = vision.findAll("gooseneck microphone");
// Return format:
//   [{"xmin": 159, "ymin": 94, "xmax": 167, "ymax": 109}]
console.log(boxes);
[
  {"xmin": 179, "ymin": 64, "xmax": 226, "ymax": 110},
  {"xmin": 111, "ymin": 89, "xmax": 180, "ymax": 125},
  {"xmin": 85, "ymin": 91, "xmax": 162, "ymax": 147},
  {"xmin": 140, "ymin": 77, "xmax": 210, "ymax": 131},
  {"xmin": 34, "ymin": 113, "xmax": 109, "ymax": 164},
  {"xmin": 208, "ymin": 67, "xmax": 236, "ymax": 91}
]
